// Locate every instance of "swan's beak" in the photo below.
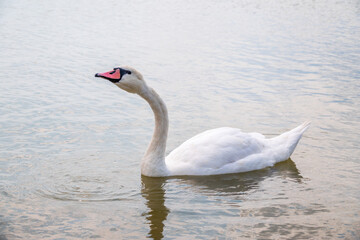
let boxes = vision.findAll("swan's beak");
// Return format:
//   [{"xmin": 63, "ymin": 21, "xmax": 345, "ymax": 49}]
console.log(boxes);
[{"xmin": 95, "ymin": 69, "xmax": 121, "ymax": 83}]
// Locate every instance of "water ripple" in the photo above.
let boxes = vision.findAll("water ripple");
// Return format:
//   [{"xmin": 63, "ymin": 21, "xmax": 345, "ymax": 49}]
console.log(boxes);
[
  {"xmin": 34, "ymin": 158, "xmax": 136, "ymax": 202},
  {"xmin": 36, "ymin": 177, "xmax": 128, "ymax": 202}
]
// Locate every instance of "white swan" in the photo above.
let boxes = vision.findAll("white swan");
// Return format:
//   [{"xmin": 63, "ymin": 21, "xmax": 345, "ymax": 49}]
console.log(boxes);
[{"xmin": 95, "ymin": 66, "xmax": 310, "ymax": 177}]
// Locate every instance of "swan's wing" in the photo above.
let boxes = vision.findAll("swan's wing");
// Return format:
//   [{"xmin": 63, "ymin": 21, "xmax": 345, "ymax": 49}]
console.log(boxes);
[{"xmin": 165, "ymin": 127, "xmax": 266, "ymax": 175}]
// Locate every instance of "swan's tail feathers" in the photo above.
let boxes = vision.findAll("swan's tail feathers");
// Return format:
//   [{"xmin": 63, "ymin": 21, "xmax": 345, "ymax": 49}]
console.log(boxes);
[
  {"xmin": 270, "ymin": 121, "xmax": 311, "ymax": 161},
  {"xmin": 290, "ymin": 121, "xmax": 311, "ymax": 135}
]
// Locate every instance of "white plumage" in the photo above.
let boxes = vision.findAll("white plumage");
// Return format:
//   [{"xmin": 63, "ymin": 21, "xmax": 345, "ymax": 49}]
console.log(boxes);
[
  {"xmin": 166, "ymin": 123, "xmax": 310, "ymax": 176},
  {"xmin": 95, "ymin": 66, "xmax": 310, "ymax": 177}
]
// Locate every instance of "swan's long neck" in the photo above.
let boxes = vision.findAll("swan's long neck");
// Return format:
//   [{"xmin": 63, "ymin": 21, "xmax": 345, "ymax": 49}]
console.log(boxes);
[{"xmin": 139, "ymin": 87, "xmax": 169, "ymax": 176}]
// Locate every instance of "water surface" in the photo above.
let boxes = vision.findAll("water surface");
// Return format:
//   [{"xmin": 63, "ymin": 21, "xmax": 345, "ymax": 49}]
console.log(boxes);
[{"xmin": 1, "ymin": 0, "xmax": 360, "ymax": 239}]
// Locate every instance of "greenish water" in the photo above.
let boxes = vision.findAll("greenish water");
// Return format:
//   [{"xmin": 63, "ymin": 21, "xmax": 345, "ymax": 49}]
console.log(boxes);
[{"xmin": 1, "ymin": 0, "xmax": 360, "ymax": 239}]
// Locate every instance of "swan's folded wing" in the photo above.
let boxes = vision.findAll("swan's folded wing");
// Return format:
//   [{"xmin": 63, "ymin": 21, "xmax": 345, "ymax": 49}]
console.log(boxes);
[{"xmin": 165, "ymin": 127, "xmax": 266, "ymax": 175}]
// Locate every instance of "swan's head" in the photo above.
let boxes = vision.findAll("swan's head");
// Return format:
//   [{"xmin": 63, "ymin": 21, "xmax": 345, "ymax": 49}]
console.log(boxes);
[{"xmin": 95, "ymin": 66, "xmax": 146, "ymax": 94}]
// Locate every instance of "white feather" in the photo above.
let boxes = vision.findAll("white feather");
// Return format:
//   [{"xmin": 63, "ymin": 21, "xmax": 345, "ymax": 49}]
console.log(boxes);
[{"xmin": 166, "ymin": 123, "xmax": 310, "ymax": 176}]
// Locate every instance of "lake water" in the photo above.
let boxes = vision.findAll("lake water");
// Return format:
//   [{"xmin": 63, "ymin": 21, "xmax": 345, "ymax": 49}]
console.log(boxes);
[{"xmin": 1, "ymin": 0, "xmax": 360, "ymax": 239}]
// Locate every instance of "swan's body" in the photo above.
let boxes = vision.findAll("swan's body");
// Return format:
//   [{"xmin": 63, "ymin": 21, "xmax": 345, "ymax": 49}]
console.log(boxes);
[
  {"xmin": 95, "ymin": 66, "xmax": 310, "ymax": 177},
  {"xmin": 165, "ymin": 124, "xmax": 309, "ymax": 176}
]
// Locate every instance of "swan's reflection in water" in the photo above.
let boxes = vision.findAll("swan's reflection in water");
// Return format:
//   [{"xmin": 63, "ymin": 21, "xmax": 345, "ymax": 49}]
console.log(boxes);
[
  {"xmin": 141, "ymin": 159, "xmax": 302, "ymax": 239},
  {"xmin": 141, "ymin": 177, "xmax": 169, "ymax": 240}
]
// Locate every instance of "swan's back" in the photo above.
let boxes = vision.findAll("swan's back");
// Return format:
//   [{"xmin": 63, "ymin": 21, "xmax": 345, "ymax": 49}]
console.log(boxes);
[
  {"xmin": 165, "ymin": 122, "xmax": 310, "ymax": 176},
  {"xmin": 166, "ymin": 127, "xmax": 267, "ymax": 175}
]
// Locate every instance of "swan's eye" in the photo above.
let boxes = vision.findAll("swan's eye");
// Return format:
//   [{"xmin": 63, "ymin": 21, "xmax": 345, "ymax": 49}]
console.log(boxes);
[{"xmin": 126, "ymin": 70, "xmax": 132, "ymax": 75}]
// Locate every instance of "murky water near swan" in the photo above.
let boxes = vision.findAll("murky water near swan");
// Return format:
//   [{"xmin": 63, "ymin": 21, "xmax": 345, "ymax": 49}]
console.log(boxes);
[{"xmin": 1, "ymin": 0, "xmax": 360, "ymax": 239}]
